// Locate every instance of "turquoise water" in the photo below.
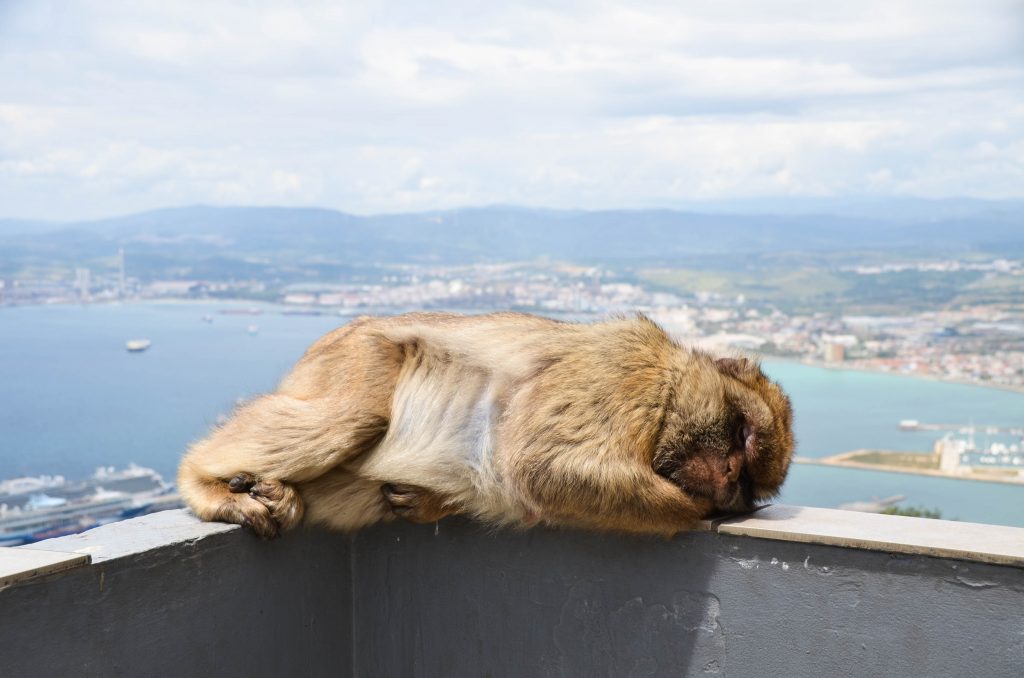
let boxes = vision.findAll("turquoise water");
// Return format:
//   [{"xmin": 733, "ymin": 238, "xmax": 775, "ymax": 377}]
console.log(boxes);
[{"xmin": 2, "ymin": 303, "xmax": 1022, "ymax": 526}]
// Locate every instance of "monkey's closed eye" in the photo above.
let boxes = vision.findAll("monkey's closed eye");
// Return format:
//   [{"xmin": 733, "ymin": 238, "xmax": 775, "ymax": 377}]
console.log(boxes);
[
  {"xmin": 734, "ymin": 420, "xmax": 755, "ymax": 453},
  {"xmin": 734, "ymin": 424, "xmax": 745, "ymax": 450}
]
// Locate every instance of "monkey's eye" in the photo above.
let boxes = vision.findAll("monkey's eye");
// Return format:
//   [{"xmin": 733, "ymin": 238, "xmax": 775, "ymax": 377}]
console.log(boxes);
[
  {"xmin": 734, "ymin": 422, "xmax": 747, "ymax": 450},
  {"xmin": 735, "ymin": 420, "xmax": 754, "ymax": 452}
]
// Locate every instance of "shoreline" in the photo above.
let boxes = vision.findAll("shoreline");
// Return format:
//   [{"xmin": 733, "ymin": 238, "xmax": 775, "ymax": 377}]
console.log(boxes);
[
  {"xmin": 795, "ymin": 453, "xmax": 1024, "ymax": 487},
  {"xmin": 762, "ymin": 354, "xmax": 1024, "ymax": 396},
  {"xmin": 3, "ymin": 299, "xmax": 1024, "ymax": 396}
]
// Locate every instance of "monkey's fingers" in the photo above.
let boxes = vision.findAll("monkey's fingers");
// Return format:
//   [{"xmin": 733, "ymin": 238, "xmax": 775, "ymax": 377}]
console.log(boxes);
[
  {"xmin": 228, "ymin": 472, "xmax": 257, "ymax": 493},
  {"xmin": 248, "ymin": 479, "xmax": 305, "ymax": 532},
  {"xmin": 382, "ymin": 483, "xmax": 458, "ymax": 523},
  {"xmin": 215, "ymin": 494, "xmax": 279, "ymax": 539}
]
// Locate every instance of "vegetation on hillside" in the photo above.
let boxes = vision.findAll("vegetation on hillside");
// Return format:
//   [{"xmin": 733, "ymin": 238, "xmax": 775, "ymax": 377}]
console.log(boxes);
[{"xmin": 880, "ymin": 505, "xmax": 945, "ymax": 519}]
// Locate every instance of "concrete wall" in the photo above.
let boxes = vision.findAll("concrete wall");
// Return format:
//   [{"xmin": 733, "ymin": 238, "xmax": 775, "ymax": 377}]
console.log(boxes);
[
  {"xmin": 351, "ymin": 519, "xmax": 1024, "ymax": 677},
  {"xmin": 0, "ymin": 517, "xmax": 353, "ymax": 677},
  {"xmin": 2, "ymin": 510, "xmax": 1023, "ymax": 677}
]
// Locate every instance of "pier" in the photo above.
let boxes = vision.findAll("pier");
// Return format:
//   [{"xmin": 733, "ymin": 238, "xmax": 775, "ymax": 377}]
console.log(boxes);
[
  {"xmin": 898, "ymin": 419, "xmax": 1023, "ymax": 435},
  {"xmin": 794, "ymin": 450, "xmax": 1024, "ymax": 486}
]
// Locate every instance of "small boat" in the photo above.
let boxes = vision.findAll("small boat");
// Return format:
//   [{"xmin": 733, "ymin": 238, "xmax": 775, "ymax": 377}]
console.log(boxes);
[
  {"xmin": 247, "ymin": 325, "xmax": 259, "ymax": 335},
  {"xmin": 201, "ymin": 314, "xmax": 214, "ymax": 323},
  {"xmin": 125, "ymin": 339, "xmax": 152, "ymax": 352}
]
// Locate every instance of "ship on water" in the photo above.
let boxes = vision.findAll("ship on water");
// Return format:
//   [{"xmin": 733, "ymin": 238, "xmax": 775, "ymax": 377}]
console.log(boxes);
[
  {"xmin": 125, "ymin": 339, "xmax": 152, "ymax": 352},
  {"xmin": 0, "ymin": 464, "xmax": 181, "ymax": 546}
]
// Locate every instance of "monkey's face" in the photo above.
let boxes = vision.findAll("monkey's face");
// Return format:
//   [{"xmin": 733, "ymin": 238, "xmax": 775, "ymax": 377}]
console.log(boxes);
[{"xmin": 652, "ymin": 355, "xmax": 794, "ymax": 516}]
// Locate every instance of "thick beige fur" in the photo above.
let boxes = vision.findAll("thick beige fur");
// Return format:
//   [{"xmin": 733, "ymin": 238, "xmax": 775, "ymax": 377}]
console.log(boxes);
[{"xmin": 178, "ymin": 312, "xmax": 794, "ymax": 538}]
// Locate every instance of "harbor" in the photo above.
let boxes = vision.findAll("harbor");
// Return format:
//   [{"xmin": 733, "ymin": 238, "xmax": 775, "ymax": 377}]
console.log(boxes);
[
  {"xmin": 0, "ymin": 465, "xmax": 182, "ymax": 546},
  {"xmin": 798, "ymin": 436, "xmax": 1024, "ymax": 489},
  {"xmin": 795, "ymin": 420, "xmax": 1024, "ymax": 486}
]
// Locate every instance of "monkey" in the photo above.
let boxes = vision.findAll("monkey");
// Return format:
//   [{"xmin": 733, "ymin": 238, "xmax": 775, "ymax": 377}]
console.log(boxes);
[{"xmin": 177, "ymin": 312, "xmax": 795, "ymax": 539}]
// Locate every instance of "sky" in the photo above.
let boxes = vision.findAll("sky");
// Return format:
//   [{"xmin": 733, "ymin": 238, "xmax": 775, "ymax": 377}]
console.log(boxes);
[{"xmin": 0, "ymin": 0, "xmax": 1022, "ymax": 220}]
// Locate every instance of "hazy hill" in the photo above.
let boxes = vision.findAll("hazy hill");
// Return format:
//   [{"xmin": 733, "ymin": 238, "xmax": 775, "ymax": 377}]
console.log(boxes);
[{"xmin": 1, "ymin": 201, "xmax": 1021, "ymax": 281}]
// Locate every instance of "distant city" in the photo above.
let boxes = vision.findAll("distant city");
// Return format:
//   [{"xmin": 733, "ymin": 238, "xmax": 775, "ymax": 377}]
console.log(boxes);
[{"xmin": 4, "ymin": 250, "xmax": 1022, "ymax": 392}]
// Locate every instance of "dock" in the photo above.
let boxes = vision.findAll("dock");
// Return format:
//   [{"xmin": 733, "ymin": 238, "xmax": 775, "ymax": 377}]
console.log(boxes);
[
  {"xmin": 899, "ymin": 419, "xmax": 1023, "ymax": 435},
  {"xmin": 794, "ymin": 450, "xmax": 1024, "ymax": 486}
]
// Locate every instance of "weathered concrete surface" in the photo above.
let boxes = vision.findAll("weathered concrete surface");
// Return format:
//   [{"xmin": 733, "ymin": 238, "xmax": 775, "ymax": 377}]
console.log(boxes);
[
  {"xmin": 0, "ymin": 546, "xmax": 89, "ymax": 589},
  {"xmin": 717, "ymin": 504, "xmax": 1024, "ymax": 566},
  {"xmin": 352, "ymin": 519, "xmax": 1024, "ymax": 677},
  {"xmin": 24, "ymin": 509, "xmax": 238, "ymax": 562},
  {"xmin": 1, "ymin": 510, "xmax": 1023, "ymax": 677}
]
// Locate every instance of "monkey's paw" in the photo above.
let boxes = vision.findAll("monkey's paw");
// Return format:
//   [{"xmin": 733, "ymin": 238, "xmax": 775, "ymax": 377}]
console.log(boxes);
[
  {"xmin": 223, "ymin": 472, "xmax": 305, "ymax": 538},
  {"xmin": 381, "ymin": 483, "xmax": 458, "ymax": 524}
]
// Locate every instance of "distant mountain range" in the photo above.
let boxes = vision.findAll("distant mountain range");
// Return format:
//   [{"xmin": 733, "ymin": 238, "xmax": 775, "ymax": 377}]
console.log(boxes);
[{"xmin": 1, "ymin": 200, "xmax": 1021, "ymax": 279}]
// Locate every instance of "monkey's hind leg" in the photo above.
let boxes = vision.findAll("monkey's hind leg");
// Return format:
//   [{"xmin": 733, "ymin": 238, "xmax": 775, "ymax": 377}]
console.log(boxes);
[{"xmin": 177, "ymin": 393, "xmax": 388, "ymax": 538}]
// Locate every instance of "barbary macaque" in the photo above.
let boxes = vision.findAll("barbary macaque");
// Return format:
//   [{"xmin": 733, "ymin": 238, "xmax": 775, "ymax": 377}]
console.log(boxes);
[{"xmin": 178, "ymin": 312, "xmax": 795, "ymax": 538}]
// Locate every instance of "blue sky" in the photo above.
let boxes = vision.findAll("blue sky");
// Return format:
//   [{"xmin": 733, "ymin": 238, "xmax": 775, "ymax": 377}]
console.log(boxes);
[{"xmin": 1, "ymin": 0, "xmax": 1022, "ymax": 219}]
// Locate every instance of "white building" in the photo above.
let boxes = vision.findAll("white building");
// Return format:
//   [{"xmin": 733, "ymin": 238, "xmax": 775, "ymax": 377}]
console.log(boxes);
[{"xmin": 934, "ymin": 435, "xmax": 966, "ymax": 474}]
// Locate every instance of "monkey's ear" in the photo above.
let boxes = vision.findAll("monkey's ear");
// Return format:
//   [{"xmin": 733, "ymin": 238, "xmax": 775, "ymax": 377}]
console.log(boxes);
[{"xmin": 716, "ymin": 357, "xmax": 755, "ymax": 379}]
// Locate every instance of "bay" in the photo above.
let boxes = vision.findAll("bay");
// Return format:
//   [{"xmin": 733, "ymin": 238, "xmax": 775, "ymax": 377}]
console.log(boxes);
[{"xmin": 2, "ymin": 303, "xmax": 1022, "ymax": 526}]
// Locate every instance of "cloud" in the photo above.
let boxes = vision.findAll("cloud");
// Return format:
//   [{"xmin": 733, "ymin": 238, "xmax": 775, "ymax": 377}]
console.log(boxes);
[{"xmin": 0, "ymin": 0, "xmax": 1022, "ymax": 218}]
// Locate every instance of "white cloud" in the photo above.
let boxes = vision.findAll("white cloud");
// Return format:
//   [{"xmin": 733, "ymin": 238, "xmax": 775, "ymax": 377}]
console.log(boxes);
[
  {"xmin": 271, "ymin": 170, "xmax": 304, "ymax": 194},
  {"xmin": 0, "ymin": 0, "xmax": 1022, "ymax": 218}
]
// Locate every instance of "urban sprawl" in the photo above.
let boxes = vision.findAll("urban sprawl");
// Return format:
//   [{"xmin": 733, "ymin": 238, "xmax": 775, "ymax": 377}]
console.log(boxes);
[{"xmin": 4, "ymin": 255, "xmax": 1023, "ymax": 391}]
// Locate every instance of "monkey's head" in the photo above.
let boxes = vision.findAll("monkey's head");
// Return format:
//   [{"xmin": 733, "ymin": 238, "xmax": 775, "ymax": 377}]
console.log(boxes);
[{"xmin": 652, "ymin": 354, "xmax": 794, "ymax": 517}]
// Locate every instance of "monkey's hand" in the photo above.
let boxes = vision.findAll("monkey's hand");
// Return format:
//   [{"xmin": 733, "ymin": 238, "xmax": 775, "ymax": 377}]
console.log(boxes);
[
  {"xmin": 226, "ymin": 473, "xmax": 305, "ymax": 539},
  {"xmin": 381, "ymin": 483, "xmax": 460, "ymax": 524}
]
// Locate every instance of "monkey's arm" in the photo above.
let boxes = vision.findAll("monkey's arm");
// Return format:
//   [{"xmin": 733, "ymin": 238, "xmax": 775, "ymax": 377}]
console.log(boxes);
[
  {"xmin": 177, "ymin": 320, "xmax": 400, "ymax": 538},
  {"xmin": 177, "ymin": 395, "xmax": 390, "ymax": 538},
  {"xmin": 518, "ymin": 455, "xmax": 707, "ymax": 537}
]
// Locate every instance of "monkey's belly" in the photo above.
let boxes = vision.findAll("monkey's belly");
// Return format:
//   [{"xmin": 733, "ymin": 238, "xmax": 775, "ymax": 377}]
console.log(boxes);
[{"xmin": 357, "ymin": 355, "xmax": 505, "ymax": 509}]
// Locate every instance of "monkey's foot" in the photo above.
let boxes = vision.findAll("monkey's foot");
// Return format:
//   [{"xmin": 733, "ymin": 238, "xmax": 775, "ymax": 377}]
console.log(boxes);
[
  {"xmin": 223, "ymin": 472, "xmax": 305, "ymax": 538},
  {"xmin": 381, "ymin": 483, "xmax": 458, "ymax": 523}
]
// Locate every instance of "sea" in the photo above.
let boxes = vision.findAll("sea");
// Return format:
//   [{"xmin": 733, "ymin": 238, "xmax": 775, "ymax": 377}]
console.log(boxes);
[{"xmin": 2, "ymin": 302, "xmax": 1022, "ymax": 527}]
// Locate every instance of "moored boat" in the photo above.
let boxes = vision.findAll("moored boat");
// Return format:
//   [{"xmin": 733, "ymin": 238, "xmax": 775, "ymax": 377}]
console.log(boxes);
[{"xmin": 0, "ymin": 465, "xmax": 182, "ymax": 546}]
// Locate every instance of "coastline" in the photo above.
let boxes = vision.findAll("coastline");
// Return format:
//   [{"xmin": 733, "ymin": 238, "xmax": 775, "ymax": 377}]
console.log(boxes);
[
  {"xmin": 794, "ymin": 453, "xmax": 1024, "ymax": 487},
  {"xmin": 762, "ymin": 354, "xmax": 1024, "ymax": 396},
  {"xmin": 3, "ymin": 299, "xmax": 1023, "ymax": 396}
]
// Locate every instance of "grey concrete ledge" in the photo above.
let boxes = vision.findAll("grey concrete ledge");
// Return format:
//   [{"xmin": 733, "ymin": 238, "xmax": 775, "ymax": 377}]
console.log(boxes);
[
  {"xmin": 10, "ymin": 503, "xmax": 1024, "ymax": 577},
  {"xmin": 21, "ymin": 508, "xmax": 239, "ymax": 563},
  {"xmin": 0, "ymin": 547, "xmax": 90, "ymax": 590},
  {"xmin": 718, "ymin": 505, "xmax": 1024, "ymax": 568}
]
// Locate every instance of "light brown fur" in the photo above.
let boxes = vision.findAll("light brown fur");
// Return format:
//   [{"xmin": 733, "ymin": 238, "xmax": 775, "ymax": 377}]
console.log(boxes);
[{"xmin": 178, "ymin": 312, "xmax": 795, "ymax": 538}]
